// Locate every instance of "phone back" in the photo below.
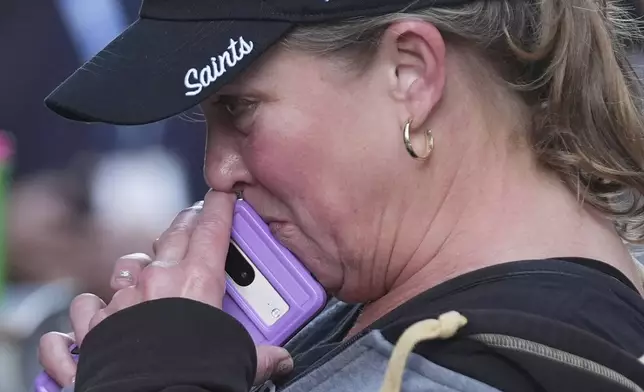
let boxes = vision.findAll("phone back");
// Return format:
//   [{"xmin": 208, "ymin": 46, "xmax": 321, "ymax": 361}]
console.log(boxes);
[{"xmin": 223, "ymin": 200, "xmax": 327, "ymax": 347}]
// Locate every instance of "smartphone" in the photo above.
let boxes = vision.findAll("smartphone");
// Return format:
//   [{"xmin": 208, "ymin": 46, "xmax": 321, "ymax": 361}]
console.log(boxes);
[
  {"xmin": 223, "ymin": 199, "xmax": 327, "ymax": 345},
  {"xmin": 34, "ymin": 200, "xmax": 327, "ymax": 392}
]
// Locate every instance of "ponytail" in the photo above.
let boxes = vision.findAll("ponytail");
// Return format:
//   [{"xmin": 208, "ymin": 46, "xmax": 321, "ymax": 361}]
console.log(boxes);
[{"xmin": 523, "ymin": 0, "xmax": 644, "ymax": 242}]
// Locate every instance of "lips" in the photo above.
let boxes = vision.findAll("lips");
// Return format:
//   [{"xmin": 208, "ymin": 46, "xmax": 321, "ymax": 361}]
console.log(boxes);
[
  {"xmin": 267, "ymin": 221, "xmax": 289, "ymax": 234},
  {"xmin": 249, "ymin": 207, "xmax": 284, "ymax": 226},
  {"xmin": 253, "ymin": 211, "xmax": 285, "ymax": 231},
  {"xmin": 240, "ymin": 197, "xmax": 287, "ymax": 228},
  {"xmin": 260, "ymin": 215, "xmax": 281, "ymax": 224}
]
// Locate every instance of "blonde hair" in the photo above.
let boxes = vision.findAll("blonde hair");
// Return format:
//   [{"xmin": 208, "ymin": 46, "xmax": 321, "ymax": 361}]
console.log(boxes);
[{"xmin": 282, "ymin": 0, "xmax": 644, "ymax": 243}]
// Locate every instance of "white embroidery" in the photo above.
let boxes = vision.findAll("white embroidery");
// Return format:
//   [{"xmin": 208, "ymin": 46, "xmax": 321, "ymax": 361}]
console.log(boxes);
[{"xmin": 184, "ymin": 36, "xmax": 254, "ymax": 97}]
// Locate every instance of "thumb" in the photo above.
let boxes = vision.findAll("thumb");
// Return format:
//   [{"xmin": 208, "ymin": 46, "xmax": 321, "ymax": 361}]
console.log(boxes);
[{"xmin": 254, "ymin": 345, "xmax": 294, "ymax": 385}]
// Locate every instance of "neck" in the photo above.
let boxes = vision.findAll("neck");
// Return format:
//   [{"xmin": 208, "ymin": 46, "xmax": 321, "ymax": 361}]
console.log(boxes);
[{"xmin": 348, "ymin": 141, "xmax": 640, "ymax": 337}]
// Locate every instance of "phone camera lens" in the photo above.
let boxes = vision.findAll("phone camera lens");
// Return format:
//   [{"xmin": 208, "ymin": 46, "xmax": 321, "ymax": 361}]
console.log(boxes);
[{"xmin": 225, "ymin": 242, "xmax": 256, "ymax": 287}]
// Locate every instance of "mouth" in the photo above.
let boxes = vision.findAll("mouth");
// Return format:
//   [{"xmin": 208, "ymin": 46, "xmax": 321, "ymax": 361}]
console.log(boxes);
[
  {"xmin": 254, "ymin": 211, "xmax": 283, "ymax": 229},
  {"xmin": 267, "ymin": 221, "xmax": 288, "ymax": 235},
  {"xmin": 241, "ymin": 199, "xmax": 288, "ymax": 232},
  {"xmin": 255, "ymin": 211, "xmax": 287, "ymax": 228}
]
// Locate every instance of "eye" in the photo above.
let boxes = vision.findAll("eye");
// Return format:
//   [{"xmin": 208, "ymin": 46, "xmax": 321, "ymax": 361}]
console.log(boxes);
[{"xmin": 217, "ymin": 96, "xmax": 257, "ymax": 118}]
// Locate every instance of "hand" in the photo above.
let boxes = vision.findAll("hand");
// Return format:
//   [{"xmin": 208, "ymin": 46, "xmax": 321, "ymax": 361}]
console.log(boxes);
[{"xmin": 38, "ymin": 191, "xmax": 293, "ymax": 387}]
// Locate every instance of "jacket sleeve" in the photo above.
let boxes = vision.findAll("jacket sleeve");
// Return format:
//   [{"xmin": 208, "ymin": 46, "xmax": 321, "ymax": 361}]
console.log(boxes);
[{"xmin": 74, "ymin": 298, "xmax": 257, "ymax": 392}]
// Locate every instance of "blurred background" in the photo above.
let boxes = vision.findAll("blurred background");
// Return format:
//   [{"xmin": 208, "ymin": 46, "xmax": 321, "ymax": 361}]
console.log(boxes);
[
  {"xmin": 0, "ymin": 1, "xmax": 209, "ymax": 390},
  {"xmin": 1, "ymin": 1, "xmax": 644, "ymax": 392}
]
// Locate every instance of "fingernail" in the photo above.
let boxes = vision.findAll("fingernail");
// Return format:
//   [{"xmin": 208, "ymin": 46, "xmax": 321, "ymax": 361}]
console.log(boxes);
[
  {"xmin": 71, "ymin": 376, "xmax": 76, "ymax": 384},
  {"xmin": 192, "ymin": 200, "xmax": 204, "ymax": 208},
  {"xmin": 115, "ymin": 270, "xmax": 134, "ymax": 284},
  {"xmin": 123, "ymin": 253, "xmax": 149, "ymax": 260},
  {"xmin": 276, "ymin": 357, "xmax": 293, "ymax": 375}
]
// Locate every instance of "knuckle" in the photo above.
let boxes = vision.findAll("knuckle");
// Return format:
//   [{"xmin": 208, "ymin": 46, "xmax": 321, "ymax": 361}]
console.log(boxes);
[
  {"xmin": 198, "ymin": 216, "xmax": 228, "ymax": 234},
  {"xmin": 188, "ymin": 205, "xmax": 203, "ymax": 214},
  {"xmin": 139, "ymin": 263, "xmax": 176, "ymax": 287},
  {"xmin": 70, "ymin": 293, "xmax": 100, "ymax": 314},
  {"xmin": 171, "ymin": 207, "xmax": 200, "ymax": 230},
  {"xmin": 38, "ymin": 332, "xmax": 63, "ymax": 353},
  {"xmin": 170, "ymin": 218, "xmax": 193, "ymax": 234},
  {"xmin": 110, "ymin": 286, "xmax": 134, "ymax": 303},
  {"xmin": 184, "ymin": 204, "xmax": 203, "ymax": 215},
  {"xmin": 153, "ymin": 207, "xmax": 202, "ymax": 258},
  {"xmin": 89, "ymin": 309, "xmax": 108, "ymax": 330},
  {"xmin": 155, "ymin": 223, "xmax": 192, "ymax": 252}
]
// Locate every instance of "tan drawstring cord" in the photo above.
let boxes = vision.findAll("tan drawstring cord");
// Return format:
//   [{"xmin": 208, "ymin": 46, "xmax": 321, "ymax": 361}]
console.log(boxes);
[{"xmin": 379, "ymin": 311, "xmax": 468, "ymax": 392}]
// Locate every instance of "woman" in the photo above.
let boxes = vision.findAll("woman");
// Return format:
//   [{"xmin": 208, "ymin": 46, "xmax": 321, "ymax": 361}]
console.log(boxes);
[{"xmin": 38, "ymin": 0, "xmax": 644, "ymax": 391}]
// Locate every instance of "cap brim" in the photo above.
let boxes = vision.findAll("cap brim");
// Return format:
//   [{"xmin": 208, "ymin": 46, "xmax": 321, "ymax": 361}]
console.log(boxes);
[{"xmin": 45, "ymin": 18, "xmax": 293, "ymax": 126}]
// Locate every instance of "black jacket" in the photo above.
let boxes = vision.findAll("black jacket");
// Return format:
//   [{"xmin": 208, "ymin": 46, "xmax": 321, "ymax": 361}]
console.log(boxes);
[{"xmin": 73, "ymin": 258, "xmax": 644, "ymax": 391}]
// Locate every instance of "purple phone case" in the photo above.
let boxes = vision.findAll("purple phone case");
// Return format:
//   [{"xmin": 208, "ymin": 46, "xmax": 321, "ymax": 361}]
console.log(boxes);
[
  {"xmin": 34, "ymin": 200, "xmax": 327, "ymax": 392},
  {"xmin": 223, "ymin": 200, "xmax": 327, "ymax": 346}
]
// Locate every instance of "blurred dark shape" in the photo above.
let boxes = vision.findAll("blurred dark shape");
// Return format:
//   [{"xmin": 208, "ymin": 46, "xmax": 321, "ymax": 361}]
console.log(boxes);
[{"xmin": 0, "ymin": 1, "xmax": 115, "ymax": 181}]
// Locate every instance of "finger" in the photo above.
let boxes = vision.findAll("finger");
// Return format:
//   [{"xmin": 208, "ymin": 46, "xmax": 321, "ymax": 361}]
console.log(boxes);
[
  {"xmin": 111, "ymin": 253, "xmax": 153, "ymax": 290},
  {"xmin": 254, "ymin": 345, "xmax": 294, "ymax": 386},
  {"xmin": 70, "ymin": 293, "xmax": 106, "ymax": 346},
  {"xmin": 38, "ymin": 332, "xmax": 77, "ymax": 387},
  {"xmin": 90, "ymin": 286, "xmax": 142, "ymax": 330},
  {"xmin": 153, "ymin": 202, "xmax": 203, "ymax": 262},
  {"xmin": 137, "ymin": 261, "xmax": 182, "ymax": 299},
  {"xmin": 185, "ymin": 191, "xmax": 235, "ymax": 270},
  {"xmin": 88, "ymin": 308, "xmax": 109, "ymax": 332}
]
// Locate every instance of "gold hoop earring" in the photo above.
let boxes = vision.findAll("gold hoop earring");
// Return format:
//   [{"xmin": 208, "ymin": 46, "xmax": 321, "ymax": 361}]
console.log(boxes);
[{"xmin": 403, "ymin": 119, "xmax": 434, "ymax": 160}]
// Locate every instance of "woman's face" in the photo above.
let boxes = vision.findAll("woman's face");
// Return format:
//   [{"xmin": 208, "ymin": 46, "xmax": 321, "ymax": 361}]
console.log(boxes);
[{"xmin": 200, "ymin": 32, "xmax": 442, "ymax": 302}]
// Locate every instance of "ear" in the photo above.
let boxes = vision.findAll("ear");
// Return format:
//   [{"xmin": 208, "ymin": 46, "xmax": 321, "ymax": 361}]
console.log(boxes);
[{"xmin": 379, "ymin": 21, "xmax": 446, "ymax": 128}]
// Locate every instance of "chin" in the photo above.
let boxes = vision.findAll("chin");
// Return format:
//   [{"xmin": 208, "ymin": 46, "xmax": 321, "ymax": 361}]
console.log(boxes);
[
  {"xmin": 289, "ymin": 251, "xmax": 340, "ymax": 294},
  {"xmin": 266, "ymin": 221, "xmax": 341, "ymax": 290},
  {"xmin": 306, "ymin": 266, "xmax": 344, "ymax": 297},
  {"xmin": 332, "ymin": 288, "xmax": 374, "ymax": 305}
]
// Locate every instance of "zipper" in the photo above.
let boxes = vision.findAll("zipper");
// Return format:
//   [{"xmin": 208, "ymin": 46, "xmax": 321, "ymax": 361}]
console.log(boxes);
[
  {"xmin": 469, "ymin": 333, "xmax": 644, "ymax": 392},
  {"xmin": 276, "ymin": 328, "xmax": 371, "ymax": 390}
]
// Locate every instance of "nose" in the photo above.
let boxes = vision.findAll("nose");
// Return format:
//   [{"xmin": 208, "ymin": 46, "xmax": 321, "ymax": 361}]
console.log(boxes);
[{"xmin": 203, "ymin": 126, "xmax": 252, "ymax": 194}]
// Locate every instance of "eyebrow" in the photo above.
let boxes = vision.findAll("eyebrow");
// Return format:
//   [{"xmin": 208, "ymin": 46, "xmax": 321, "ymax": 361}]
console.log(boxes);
[
  {"xmin": 217, "ymin": 83, "xmax": 245, "ymax": 95},
  {"xmin": 217, "ymin": 83, "xmax": 269, "ymax": 101}
]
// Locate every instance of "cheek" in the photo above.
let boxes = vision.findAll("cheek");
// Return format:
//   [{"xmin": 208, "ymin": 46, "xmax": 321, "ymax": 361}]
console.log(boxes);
[
  {"xmin": 245, "ymin": 119, "xmax": 334, "ymax": 222},
  {"xmin": 242, "ymin": 107, "xmax": 353, "ymax": 263},
  {"xmin": 240, "ymin": 86, "xmax": 401, "ymax": 296},
  {"xmin": 244, "ymin": 95, "xmax": 401, "ymax": 240},
  {"xmin": 245, "ymin": 102, "xmax": 358, "ymax": 211}
]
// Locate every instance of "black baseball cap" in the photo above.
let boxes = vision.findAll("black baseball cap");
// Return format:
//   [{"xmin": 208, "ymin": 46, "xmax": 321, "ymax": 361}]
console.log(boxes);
[{"xmin": 45, "ymin": 0, "xmax": 475, "ymax": 126}]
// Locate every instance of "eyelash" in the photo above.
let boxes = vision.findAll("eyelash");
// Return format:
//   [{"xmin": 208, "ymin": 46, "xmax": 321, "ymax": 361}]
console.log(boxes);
[{"xmin": 213, "ymin": 96, "xmax": 257, "ymax": 118}]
